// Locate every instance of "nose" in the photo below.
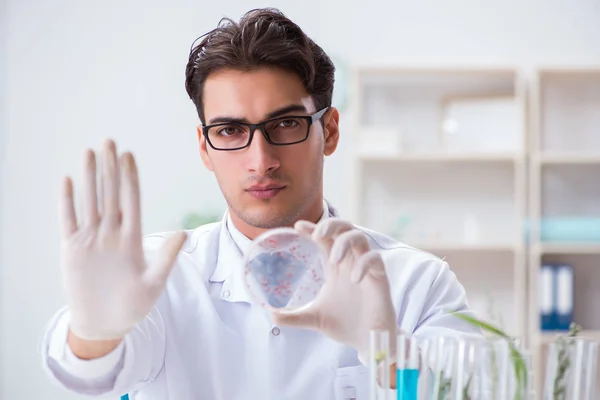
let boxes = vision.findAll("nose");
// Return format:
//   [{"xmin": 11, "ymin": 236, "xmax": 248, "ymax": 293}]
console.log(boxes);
[{"xmin": 245, "ymin": 128, "xmax": 280, "ymax": 174}]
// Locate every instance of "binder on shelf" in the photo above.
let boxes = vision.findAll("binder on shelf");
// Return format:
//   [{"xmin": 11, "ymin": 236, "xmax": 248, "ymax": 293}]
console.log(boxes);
[
  {"xmin": 539, "ymin": 264, "xmax": 555, "ymax": 331},
  {"xmin": 555, "ymin": 264, "xmax": 574, "ymax": 331}
]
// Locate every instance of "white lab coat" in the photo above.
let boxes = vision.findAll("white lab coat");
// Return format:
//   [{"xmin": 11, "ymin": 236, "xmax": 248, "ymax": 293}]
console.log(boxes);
[{"xmin": 40, "ymin": 201, "xmax": 481, "ymax": 399}]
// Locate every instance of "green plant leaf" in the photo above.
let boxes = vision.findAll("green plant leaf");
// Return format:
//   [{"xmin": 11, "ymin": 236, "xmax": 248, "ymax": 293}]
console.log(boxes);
[
  {"xmin": 437, "ymin": 373, "xmax": 452, "ymax": 400},
  {"xmin": 463, "ymin": 373, "xmax": 473, "ymax": 399},
  {"xmin": 552, "ymin": 323, "xmax": 582, "ymax": 399},
  {"xmin": 452, "ymin": 311, "xmax": 511, "ymax": 339}
]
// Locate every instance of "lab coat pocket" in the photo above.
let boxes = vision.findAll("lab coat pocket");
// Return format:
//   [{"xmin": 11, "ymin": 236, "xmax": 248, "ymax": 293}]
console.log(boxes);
[{"xmin": 333, "ymin": 365, "xmax": 369, "ymax": 400}]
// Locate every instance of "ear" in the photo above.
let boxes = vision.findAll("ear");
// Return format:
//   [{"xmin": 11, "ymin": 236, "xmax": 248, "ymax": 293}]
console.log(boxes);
[
  {"xmin": 322, "ymin": 107, "xmax": 340, "ymax": 156},
  {"xmin": 197, "ymin": 126, "xmax": 214, "ymax": 171}
]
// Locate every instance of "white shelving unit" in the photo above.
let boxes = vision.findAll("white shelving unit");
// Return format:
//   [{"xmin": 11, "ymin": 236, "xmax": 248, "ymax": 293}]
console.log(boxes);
[
  {"xmin": 528, "ymin": 68, "xmax": 600, "ymax": 397},
  {"xmin": 349, "ymin": 65, "xmax": 600, "ymax": 398},
  {"xmin": 348, "ymin": 66, "xmax": 528, "ymax": 340}
]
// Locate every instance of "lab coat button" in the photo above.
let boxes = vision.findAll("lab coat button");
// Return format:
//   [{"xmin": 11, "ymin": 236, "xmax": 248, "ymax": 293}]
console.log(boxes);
[
  {"xmin": 342, "ymin": 386, "xmax": 357, "ymax": 399},
  {"xmin": 222, "ymin": 290, "xmax": 231, "ymax": 299},
  {"xmin": 271, "ymin": 327, "xmax": 280, "ymax": 336}
]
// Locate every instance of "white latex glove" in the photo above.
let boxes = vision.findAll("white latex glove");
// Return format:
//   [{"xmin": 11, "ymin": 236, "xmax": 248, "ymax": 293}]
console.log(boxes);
[
  {"xmin": 59, "ymin": 140, "xmax": 186, "ymax": 340},
  {"xmin": 271, "ymin": 218, "xmax": 398, "ymax": 365}
]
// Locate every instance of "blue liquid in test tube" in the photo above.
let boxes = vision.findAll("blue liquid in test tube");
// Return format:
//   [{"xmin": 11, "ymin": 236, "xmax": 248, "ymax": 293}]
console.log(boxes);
[
  {"xmin": 396, "ymin": 334, "xmax": 418, "ymax": 400},
  {"xmin": 397, "ymin": 369, "xmax": 418, "ymax": 400}
]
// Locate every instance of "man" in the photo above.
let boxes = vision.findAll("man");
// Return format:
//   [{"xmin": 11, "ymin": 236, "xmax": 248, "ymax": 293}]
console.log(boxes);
[{"xmin": 40, "ymin": 8, "xmax": 481, "ymax": 399}]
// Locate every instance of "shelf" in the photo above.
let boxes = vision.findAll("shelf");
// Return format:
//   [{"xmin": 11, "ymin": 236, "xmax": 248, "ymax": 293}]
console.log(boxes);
[
  {"xmin": 356, "ymin": 67, "xmax": 517, "ymax": 89},
  {"xmin": 445, "ymin": 251, "xmax": 520, "ymax": 336},
  {"xmin": 538, "ymin": 70, "xmax": 600, "ymax": 153},
  {"xmin": 541, "ymin": 164, "xmax": 600, "ymax": 218},
  {"xmin": 356, "ymin": 64, "xmax": 517, "ymax": 75},
  {"xmin": 537, "ymin": 330, "xmax": 600, "ymax": 344},
  {"xmin": 360, "ymin": 161, "xmax": 518, "ymax": 243},
  {"xmin": 535, "ymin": 243, "xmax": 600, "ymax": 255},
  {"xmin": 358, "ymin": 152, "xmax": 520, "ymax": 163},
  {"xmin": 540, "ymin": 68, "xmax": 600, "ymax": 75},
  {"xmin": 409, "ymin": 242, "xmax": 521, "ymax": 253},
  {"xmin": 355, "ymin": 68, "xmax": 523, "ymax": 154},
  {"xmin": 352, "ymin": 65, "xmax": 528, "ymax": 355},
  {"xmin": 535, "ymin": 152, "xmax": 600, "ymax": 165}
]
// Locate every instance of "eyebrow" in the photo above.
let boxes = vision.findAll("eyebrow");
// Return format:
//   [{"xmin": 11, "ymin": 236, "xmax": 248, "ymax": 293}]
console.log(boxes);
[{"xmin": 206, "ymin": 104, "xmax": 309, "ymax": 125}]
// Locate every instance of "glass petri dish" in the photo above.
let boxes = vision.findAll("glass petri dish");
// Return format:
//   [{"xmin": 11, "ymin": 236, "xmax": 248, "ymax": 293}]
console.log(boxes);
[{"xmin": 242, "ymin": 227, "xmax": 327, "ymax": 313}]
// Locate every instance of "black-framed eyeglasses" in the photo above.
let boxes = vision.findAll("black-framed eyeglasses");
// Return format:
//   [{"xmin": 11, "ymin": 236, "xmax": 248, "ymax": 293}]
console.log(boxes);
[{"xmin": 202, "ymin": 107, "xmax": 329, "ymax": 151}]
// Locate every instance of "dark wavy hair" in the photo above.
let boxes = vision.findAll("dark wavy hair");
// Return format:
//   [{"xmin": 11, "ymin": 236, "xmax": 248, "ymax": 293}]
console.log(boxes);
[{"xmin": 184, "ymin": 8, "xmax": 335, "ymax": 124}]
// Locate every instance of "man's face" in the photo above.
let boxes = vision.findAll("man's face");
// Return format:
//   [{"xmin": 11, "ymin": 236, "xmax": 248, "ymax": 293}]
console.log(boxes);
[{"xmin": 199, "ymin": 67, "xmax": 339, "ymax": 231}]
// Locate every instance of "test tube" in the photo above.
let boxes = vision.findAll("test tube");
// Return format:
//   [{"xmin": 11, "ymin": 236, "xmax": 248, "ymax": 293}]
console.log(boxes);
[
  {"xmin": 396, "ymin": 333, "xmax": 419, "ymax": 400},
  {"xmin": 430, "ymin": 336, "xmax": 444, "ymax": 398},
  {"xmin": 428, "ymin": 336, "xmax": 456, "ymax": 400},
  {"xmin": 369, "ymin": 329, "xmax": 391, "ymax": 400},
  {"xmin": 452, "ymin": 338, "xmax": 467, "ymax": 400}
]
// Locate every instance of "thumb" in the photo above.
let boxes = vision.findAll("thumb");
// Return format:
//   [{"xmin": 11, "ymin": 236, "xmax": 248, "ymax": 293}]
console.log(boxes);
[
  {"xmin": 271, "ymin": 308, "xmax": 321, "ymax": 330},
  {"xmin": 143, "ymin": 231, "xmax": 187, "ymax": 289},
  {"xmin": 294, "ymin": 220, "xmax": 316, "ymax": 236}
]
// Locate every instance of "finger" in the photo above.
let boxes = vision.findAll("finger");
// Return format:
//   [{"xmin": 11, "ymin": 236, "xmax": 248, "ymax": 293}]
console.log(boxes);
[
  {"xmin": 143, "ymin": 231, "xmax": 187, "ymax": 290},
  {"xmin": 60, "ymin": 177, "xmax": 78, "ymax": 237},
  {"xmin": 311, "ymin": 219, "xmax": 354, "ymax": 255},
  {"xmin": 313, "ymin": 218, "xmax": 354, "ymax": 240},
  {"xmin": 101, "ymin": 139, "xmax": 120, "ymax": 222},
  {"xmin": 294, "ymin": 220, "xmax": 316, "ymax": 236},
  {"xmin": 352, "ymin": 250, "xmax": 386, "ymax": 283},
  {"xmin": 120, "ymin": 152, "xmax": 142, "ymax": 237},
  {"xmin": 329, "ymin": 229, "xmax": 370, "ymax": 265},
  {"xmin": 82, "ymin": 149, "xmax": 99, "ymax": 226},
  {"xmin": 271, "ymin": 308, "xmax": 320, "ymax": 330}
]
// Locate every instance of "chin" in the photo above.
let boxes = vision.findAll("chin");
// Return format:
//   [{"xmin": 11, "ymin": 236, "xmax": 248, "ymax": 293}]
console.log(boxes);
[{"xmin": 240, "ymin": 202, "xmax": 297, "ymax": 229}]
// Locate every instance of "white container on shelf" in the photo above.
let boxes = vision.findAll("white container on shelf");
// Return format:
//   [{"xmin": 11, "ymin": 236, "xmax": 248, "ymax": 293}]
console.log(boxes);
[
  {"xmin": 440, "ymin": 95, "xmax": 521, "ymax": 154},
  {"xmin": 463, "ymin": 214, "xmax": 480, "ymax": 244}
]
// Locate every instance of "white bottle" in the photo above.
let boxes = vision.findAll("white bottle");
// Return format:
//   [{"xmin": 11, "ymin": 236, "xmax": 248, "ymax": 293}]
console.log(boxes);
[{"xmin": 463, "ymin": 214, "xmax": 479, "ymax": 244}]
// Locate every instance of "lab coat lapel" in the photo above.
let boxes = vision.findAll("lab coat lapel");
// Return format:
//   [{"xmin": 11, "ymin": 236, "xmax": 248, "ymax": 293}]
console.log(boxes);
[
  {"xmin": 208, "ymin": 213, "xmax": 252, "ymax": 304},
  {"xmin": 324, "ymin": 198, "xmax": 340, "ymax": 218}
]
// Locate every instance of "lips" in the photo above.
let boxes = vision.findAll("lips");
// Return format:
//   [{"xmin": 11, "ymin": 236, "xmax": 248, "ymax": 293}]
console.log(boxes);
[{"xmin": 246, "ymin": 184, "xmax": 286, "ymax": 200}]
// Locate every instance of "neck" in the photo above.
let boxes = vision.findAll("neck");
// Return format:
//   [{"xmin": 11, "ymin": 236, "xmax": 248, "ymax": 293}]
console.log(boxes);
[{"xmin": 230, "ymin": 197, "xmax": 324, "ymax": 241}]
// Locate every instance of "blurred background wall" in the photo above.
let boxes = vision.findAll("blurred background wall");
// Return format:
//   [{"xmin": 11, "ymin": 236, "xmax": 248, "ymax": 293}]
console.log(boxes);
[{"xmin": 1, "ymin": 0, "xmax": 600, "ymax": 398}]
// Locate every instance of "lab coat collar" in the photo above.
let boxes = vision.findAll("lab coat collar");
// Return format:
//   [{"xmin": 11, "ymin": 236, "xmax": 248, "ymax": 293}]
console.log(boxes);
[{"xmin": 208, "ymin": 198, "xmax": 338, "ymax": 303}]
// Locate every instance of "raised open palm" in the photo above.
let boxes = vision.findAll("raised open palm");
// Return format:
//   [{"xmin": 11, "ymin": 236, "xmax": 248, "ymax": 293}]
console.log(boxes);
[{"xmin": 60, "ymin": 140, "xmax": 185, "ymax": 341}]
